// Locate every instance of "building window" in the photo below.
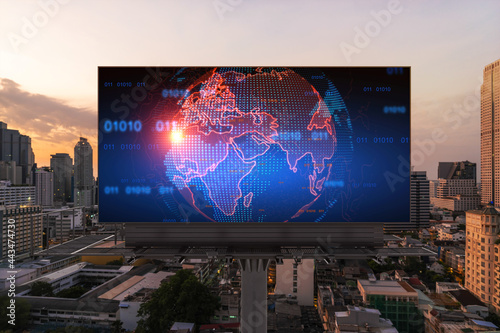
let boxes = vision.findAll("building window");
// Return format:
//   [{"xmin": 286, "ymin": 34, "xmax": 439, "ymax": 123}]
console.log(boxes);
[{"xmin": 293, "ymin": 288, "xmax": 297, "ymax": 293}]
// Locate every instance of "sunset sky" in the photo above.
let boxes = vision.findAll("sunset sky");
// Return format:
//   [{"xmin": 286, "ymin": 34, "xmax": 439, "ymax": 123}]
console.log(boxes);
[{"xmin": 1, "ymin": 0, "xmax": 499, "ymax": 179}]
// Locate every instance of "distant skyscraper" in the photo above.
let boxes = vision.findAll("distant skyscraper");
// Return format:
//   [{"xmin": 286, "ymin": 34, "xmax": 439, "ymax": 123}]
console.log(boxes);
[
  {"xmin": 432, "ymin": 179, "xmax": 481, "ymax": 212},
  {"xmin": 0, "ymin": 160, "xmax": 21, "ymax": 184},
  {"xmin": 410, "ymin": 171, "xmax": 430, "ymax": 229},
  {"xmin": 0, "ymin": 122, "xmax": 34, "ymax": 184},
  {"xmin": 438, "ymin": 161, "xmax": 476, "ymax": 181},
  {"xmin": 432, "ymin": 161, "xmax": 481, "ymax": 212},
  {"xmin": 429, "ymin": 180, "xmax": 439, "ymax": 198},
  {"xmin": 74, "ymin": 137, "xmax": 94, "ymax": 207},
  {"xmin": 481, "ymin": 59, "xmax": 500, "ymax": 206},
  {"xmin": 384, "ymin": 170, "xmax": 429, "ymax": 232},
  {"xmin": 50, "ymin": 153, "xmax": 73, "ymax": 203},
  {"xmin": 34, "ymin": 167, "xmax": 54, "ymax": 207}
]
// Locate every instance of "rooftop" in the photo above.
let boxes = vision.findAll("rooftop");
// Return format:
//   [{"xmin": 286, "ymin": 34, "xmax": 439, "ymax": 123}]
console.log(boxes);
[
  {"xmin": 0, "ymin": 268, "xmax": 37, "ymax": 280},
  {"xmin": 335, "ymin": 305, "xmax": 381, "ymax": 318},
  {"xmin": 358, "ymin": 280, "xmax": 418, "ymax": 296},
  {"xmin": 19, "ymin": 295, "xmax": 120, "ymax": 313},
  {"xmin": 171, "ymin": 322, "xmax": 195, "ymax": 330},
  {"xmin": 100, "ymin": 271, "xmax": 174, "ymax": 301},
  {"xmin": 428, "ymin": 293, "xmax": 460, "ymax": 308},
  {"xmin": 275, "ymin": 301, "xmax": 301, "ymax": 317},
  {"xmin": 470, "ymin": 319, "xmax": 498, "ymax": 329},
  {"xmin": 436, "ymin": 282, "xmax": 464, "ymax": 289},
  {"xmin": 35, "ymin": 234, "xmax": 115, "ymax": 256},
  {"xmin": 27, "ymin": 262, "xmax": 87, "ymax": 284},
  {"xmin": 449, "ymin": 290, "xmax": 485, "ymax": 307}
]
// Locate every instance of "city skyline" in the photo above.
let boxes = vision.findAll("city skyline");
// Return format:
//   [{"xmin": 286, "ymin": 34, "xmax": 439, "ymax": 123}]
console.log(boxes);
[{"xmin": 1, "ymin": 1, "xmax": 500, "ymax": 179}]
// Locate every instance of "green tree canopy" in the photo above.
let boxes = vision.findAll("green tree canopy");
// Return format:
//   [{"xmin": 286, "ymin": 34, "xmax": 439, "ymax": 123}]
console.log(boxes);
[
  {"xmin": 485, "ymin": 313, "xmax": 500, "ymax": 327},
  {"xmin": 45, "ymin": 326, "xmax": 96, "ymax": 333},
  {"xmin": 137, "ymin": 270, "xmax": 220, "ymax": 332},
  {"xmin": 55, "ymin": 285, "xmax": 90, "ymax": 298},
  {"xmin": 368, "ymin": 258, "xmax": 396, "ymax": 274},
  {"xmin": 30, "ymin": 281, "xmax": 54, "ymax": 297},
  {"xmin": 403, "ymin": 256, "xmax": 426, "ymax": 275},
  {"xmin": 106, "ymin": 258, "xmax": 124, "ymax": 265}
]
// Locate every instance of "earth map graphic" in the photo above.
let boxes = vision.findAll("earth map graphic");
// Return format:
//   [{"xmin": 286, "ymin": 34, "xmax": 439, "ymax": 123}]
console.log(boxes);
[{"xmin": 163, "ymin": 68, "xmax": 353, "ymax": 222}]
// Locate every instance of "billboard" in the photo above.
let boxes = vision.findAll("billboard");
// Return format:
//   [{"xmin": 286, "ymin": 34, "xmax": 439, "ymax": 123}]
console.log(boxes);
[{"xmin": 99, "ymin": 67, "xmax": 410, "ymax": 223}]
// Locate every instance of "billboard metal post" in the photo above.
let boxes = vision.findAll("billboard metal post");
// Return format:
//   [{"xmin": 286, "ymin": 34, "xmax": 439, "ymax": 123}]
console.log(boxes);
[{"xmin": 239, "ymin": 259, "xmax": 270, "ymax": 333}]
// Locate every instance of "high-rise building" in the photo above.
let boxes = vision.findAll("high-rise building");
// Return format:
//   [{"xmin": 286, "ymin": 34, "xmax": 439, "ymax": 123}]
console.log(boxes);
[
  {"xmin": 385, "ymin": 170, "xmax": 429, "ymax": 232},
  {"xmin": 481, "ymin": 59, "xmax": 500, "ymax": 206},
  {"xmin": 465, "ymin": 204, "xmax": 499, "ymax": 309},
  {"xmin": 34, "ymin": 167, "xmax": 54, "ymax": 207},
  {"xmin": 429, "ymin": 180, "xmax": 439, "ymax": 198},
  {"xmin": 436, "ymin": 179, "xmax": 478, "ymax": 197},
  {"xmin": 433, "ymin": 161, "xmax": 481, "ymax": 212},
  {"xmin": 274, "ymin": 259, "xmax": 314, "ymax": 306},
  {"xmin": 0, "ymin": 122, "xmax": 34, "ymax": 184},
  {"xmin": 50, "ymin": 153, "xmax": 72, "ymax": 204},
  {"xmin": 0, "ymin": 180, "xmax": 35, "ymax": 207},
  {"xmin": 431, "ymin": 178, "xmax": 481, "ymax": 212},
  {"xmin": 438, "ymin": 161, "xmax": 477, "ymax": 181},
  {"xmin": 74, "ymin": 137, "xmax": 94, "ymax": 207},
  {"xmin": 0, "ymin": 161, "xmax": 22, "ymax": 184},
  {"xmin": 0, "ymin": 205, "xmax": 42, "ymax": 259},
  {"xmin": 494, "ymin": 237, "xmax": 500, "ymax": 314},
  {"xmin": 411, "ymin": 171, "xmax": 430, "ymax": 229},
  {"xmin": 44, "ymin": 208, "xmax": 84, "ymax": 241}
]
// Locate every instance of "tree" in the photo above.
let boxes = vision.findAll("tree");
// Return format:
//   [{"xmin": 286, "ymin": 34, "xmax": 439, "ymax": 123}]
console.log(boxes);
[
  {"xmin": 55, "ymin": 285, "xmax": 90, "ymax": 298},
  {"xmin": 0, "ymin": 296, "xmax": 31, "ymax": 331},
  {"xmin": 106, "ymin": 258, "xmax": 124, "ymax": 265},
  {"xmin": 30, "ymin": 281, "xmax": 54, "ymax": 297},
  {"xmin": 137, "ymin": 270, "xmax": 220, "ymax": 332},
  {"xmin": 403, "ymin": 256, "xmax": 426, "ymax": 275},
  {"xmin": 111, "ymin": 319, "xmax": 124, "ymax": 333},
  {"xmin": 367, "ymin": 258, "xmax": 395, "ymax": 274},
  {"xmin": 45, "ymin": 326, "xmax": 95, "ymax": 333},
  {"xmin": 486, "ymin": 313, "xmax": 500, "ymax": 327}
]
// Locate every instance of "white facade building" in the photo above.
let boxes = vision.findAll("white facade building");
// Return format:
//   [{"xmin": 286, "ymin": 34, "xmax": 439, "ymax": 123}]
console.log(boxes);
[
  {"xmin": 35, "ymin": 167, "xmax": 54, "ymax": 207},
  {"xmin": 0, "ymin": 180, "xmax": 35, "ymax": 207},
  {"xmin": 275, "ymin": 259, "xmax": 314, "ymax": 306}
]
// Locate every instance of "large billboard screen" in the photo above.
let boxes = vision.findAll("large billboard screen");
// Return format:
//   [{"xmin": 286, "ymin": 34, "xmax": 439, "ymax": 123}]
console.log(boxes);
[{"xmin": 99, "ymin": 67, "xmax": 410, "ymax": 223}]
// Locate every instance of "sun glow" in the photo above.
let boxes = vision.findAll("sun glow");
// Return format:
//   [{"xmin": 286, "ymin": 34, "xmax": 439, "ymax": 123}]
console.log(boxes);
[{"xmin": 171, "ymin": 131, "xmax": 183, "ymax": 143}]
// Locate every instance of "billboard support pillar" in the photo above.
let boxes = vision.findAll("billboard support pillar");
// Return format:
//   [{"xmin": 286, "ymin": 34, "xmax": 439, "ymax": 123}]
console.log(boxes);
[{"xmin": 238, "ymin": 258, "xmax": 270, "ymax": 333}]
